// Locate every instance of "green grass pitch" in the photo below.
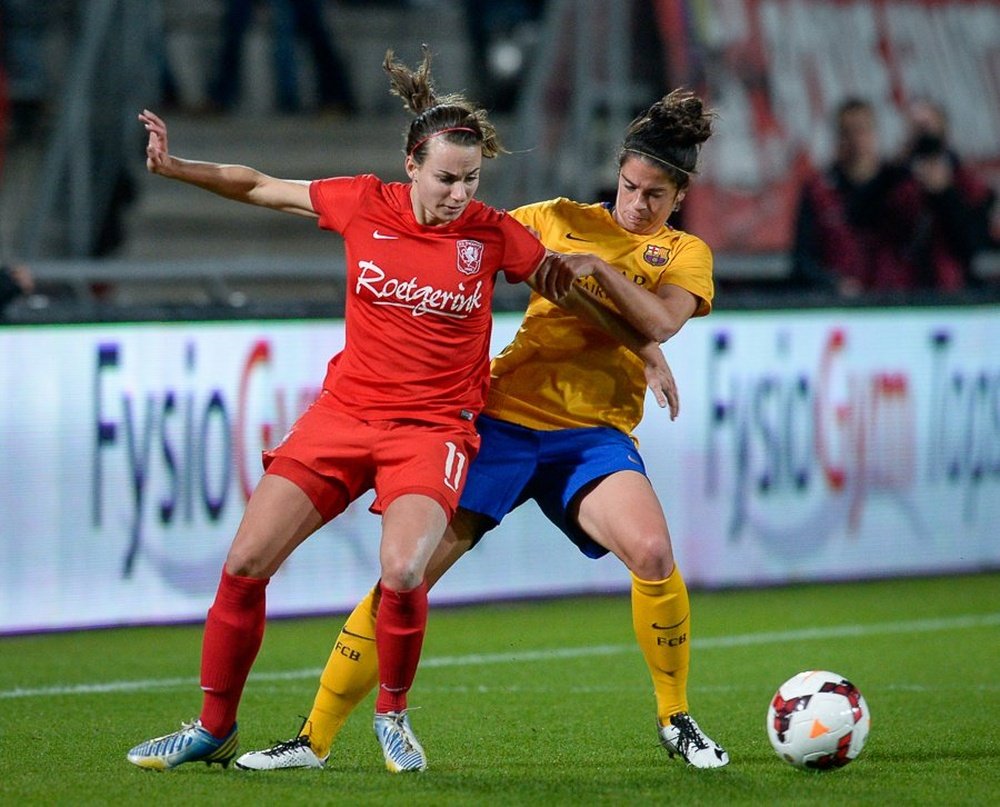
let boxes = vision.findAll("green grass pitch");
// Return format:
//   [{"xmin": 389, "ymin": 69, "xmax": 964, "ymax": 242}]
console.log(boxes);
[{"xmin": 2, "ymin": 572, "xmax": 998, "ymax": 805}]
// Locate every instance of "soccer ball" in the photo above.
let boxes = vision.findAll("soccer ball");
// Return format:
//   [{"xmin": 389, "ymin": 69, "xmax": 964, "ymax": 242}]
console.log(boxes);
[{"xmin": 766, "ymin": 670, "xmax": 870, "ymax": 770}]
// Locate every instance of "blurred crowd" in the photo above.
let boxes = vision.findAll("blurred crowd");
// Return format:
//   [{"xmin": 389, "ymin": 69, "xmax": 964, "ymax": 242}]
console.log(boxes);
[
  {"xmin": 790, "ymin": 96, "xmax": 998, "ymax": 297},
  {"xmin": 0, "ymin": 0, "xmax": 550, "ymax": 316},
  {"xmin": 1, "ymin": 0, "xmax": 999, "ymax": 316}
]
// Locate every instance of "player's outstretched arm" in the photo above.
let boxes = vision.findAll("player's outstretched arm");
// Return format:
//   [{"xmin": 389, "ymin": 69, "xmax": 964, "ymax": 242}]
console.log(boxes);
[{"xmin": 138, "ymin": 109, "xmax": 317, "ymax": 218}]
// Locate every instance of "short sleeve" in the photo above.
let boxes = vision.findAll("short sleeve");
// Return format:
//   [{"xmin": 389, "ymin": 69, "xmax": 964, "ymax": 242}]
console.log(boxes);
[
  {"xmin": 309, "ymin": 174, "xmax": 377, "ymax": 233},
  {"xmin": 508, "ymin": 201, "xmax": 543, "ymax": 232},
  {"xmin": 498, "ymin": 213, "xmax": 546, "ymax": 284},
  {"xmin": 662, "ymin": 236, "xmax": 714, "ymax": 316}
]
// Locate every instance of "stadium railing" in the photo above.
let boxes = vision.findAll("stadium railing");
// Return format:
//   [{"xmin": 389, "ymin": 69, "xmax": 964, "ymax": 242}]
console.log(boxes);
[{"xmin": 4, "ymin": 251, "xmax": 998, "ymax": 325}]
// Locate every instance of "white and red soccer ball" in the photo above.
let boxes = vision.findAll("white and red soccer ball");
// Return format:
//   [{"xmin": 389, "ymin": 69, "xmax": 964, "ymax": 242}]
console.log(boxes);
[{"xmin": 767, "ymin": 670, "xmax": 871, "ymax": 770}]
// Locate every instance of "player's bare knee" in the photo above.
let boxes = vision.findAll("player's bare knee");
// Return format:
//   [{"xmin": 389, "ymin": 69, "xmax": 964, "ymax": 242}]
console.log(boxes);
[
  {"xmin": 379, "ymin": 559, "xmax": 424, "ymax": 592},
  {"xmin": 224, "ymin": 548, "xmax": 271, "ymax": 579},
  {"xmin": 623, "ymin": 533, "xmax": 674, "ymax": 580}
]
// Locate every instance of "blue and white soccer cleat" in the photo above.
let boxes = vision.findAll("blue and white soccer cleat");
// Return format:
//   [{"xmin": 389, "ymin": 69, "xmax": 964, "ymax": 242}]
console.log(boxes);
[
  {"xmin": 658, "ymin": 712, "xmax": 729, "ymax": 769},
  {"xmin": 373, "ymin": 710, "xmax": 427, "ymax": 772},
  {"xmin": 126, "ymin": 719, "xmax": 239, "ymax": 771}
]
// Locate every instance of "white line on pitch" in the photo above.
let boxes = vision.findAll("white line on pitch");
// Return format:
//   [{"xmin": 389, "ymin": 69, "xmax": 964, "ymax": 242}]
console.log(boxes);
[
  {"xmin": 418, "ymin": 612, "xmax": 1000, "ymax": 667},
  {"xmin": 2, "ymin": 612, "xmax": 997, "ymax": 700}
]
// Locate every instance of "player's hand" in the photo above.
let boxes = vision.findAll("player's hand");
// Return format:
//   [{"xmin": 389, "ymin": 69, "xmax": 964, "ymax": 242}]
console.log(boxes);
[
  {"xmin": 138, "ymin": 109, "xmax": 172, "ymax": 176},
  {"xmin": 535, "ymin": 251, "xmax": 606, "ymax": 300},
  {"xmin": 641, "ymin": 344, "xmax": 679, "ymax": 420},
  {"xmin": 533, "ymin": 253, "xmax": 578, "ymax": 300}
]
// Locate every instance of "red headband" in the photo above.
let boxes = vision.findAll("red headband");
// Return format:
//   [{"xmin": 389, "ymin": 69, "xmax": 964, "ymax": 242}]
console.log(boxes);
[{"xmin": 408, "ymin": 126, "xmax": 479, "ymax": 156}]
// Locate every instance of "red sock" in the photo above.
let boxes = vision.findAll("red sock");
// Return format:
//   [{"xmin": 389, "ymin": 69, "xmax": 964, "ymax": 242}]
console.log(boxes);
[
  {"xmin": 198, "ymin": 568, "xmax": 268, "ymax": 737},
  {"xmin": 374, "ymin": 581, "xmax": 428, "ymax": 714}
]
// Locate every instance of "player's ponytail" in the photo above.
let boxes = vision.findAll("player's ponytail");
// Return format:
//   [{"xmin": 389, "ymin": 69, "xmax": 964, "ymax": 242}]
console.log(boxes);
[
  {"xmin": 384, "ymin": 46, "xmax": 503, "ymax": 162},
  {"xmin": 618, "ymin": 89, "xmax": 717, "ymax": 189}
]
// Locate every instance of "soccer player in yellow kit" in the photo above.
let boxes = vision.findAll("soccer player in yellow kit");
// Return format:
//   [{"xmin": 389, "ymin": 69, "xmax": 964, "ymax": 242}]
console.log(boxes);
[{"xmin": 237, "ymin": 89, "xmax": 729, "ymax": 770}]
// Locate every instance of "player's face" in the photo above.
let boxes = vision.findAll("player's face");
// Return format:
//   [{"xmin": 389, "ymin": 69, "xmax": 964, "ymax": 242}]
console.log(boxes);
[
  {"xmin": 406, "ymin": 139, "xmax": 482, "ymax": 226},
  {"xmin": 613, "ymin": 156, "xmax": 684, "ymax": 235}
]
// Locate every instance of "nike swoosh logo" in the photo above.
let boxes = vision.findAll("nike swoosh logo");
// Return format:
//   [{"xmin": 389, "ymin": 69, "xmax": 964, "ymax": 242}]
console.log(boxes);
[
  {"xmin": 565, "ymin": 232, "xmax": 593, "ymax": 242},
  {"xmin": 373, "ymin": 230, "xmax": 398, "ymax": 240},
  {"xmin": 342, "ymin": 628, "xmax": 376, "ymax": 642},
  {"xmin": 651, "ymin": 615, "xmax": 689, "ymax": 631}
]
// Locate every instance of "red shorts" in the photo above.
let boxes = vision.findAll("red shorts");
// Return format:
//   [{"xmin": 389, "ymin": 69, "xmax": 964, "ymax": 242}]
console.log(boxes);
[{"xmin": 262, "ymin": 392, "xmax": 480, "ymax": 523}]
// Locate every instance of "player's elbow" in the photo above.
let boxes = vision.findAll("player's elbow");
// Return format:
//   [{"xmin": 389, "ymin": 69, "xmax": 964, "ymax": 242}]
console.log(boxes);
[
  {"xmin": 650, "ymin": 317, "xmax": 683, "ymax": 344},
  {"xmin": 651, "ymin": 301, "xmax": 698, "ymax": 343}
]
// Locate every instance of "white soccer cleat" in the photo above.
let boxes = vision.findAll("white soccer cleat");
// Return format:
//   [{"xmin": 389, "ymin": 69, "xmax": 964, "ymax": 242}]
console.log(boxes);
[
  {"xmin": 373, "ymin": 710, "xmax": 427, "ymax": 772},
  {"xmin": 658, "ymin": 712, "xmax": 729, "ymax": 768},
  {"xmin": 234, "ymin": 733, "xmax": 327, "ymax": 770}
]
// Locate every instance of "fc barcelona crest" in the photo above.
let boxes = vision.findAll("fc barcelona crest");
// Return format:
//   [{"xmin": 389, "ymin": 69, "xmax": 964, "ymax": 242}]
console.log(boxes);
[
  {"xmin": 643, "ymin": 244, "xmax": 669, "ymax": 266},
  {"xmin": 456, "ymin": 239, "xmax": 484, "ymax": 275}
]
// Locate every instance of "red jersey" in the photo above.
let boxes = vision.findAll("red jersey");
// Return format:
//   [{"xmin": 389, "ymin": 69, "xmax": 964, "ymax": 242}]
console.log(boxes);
[{"xmin": 309, "ymin": 175, "xmax": 544, "ymax": 426}]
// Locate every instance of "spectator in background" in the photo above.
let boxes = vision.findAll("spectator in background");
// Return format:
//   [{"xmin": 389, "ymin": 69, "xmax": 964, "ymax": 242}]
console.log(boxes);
[
  {"xmin": 462, "ymin": 0, "xmax": 546, "ymax": 112},
  {"xmin": 0, "ymin": 0, "xmax": 48, "ymax": 141},
  {"xmin": 883, "ymin": 97, "xmax": 996, "ymax": 290},
  {"xmin": 0, "ymin": 8, "xmax": 8, "ymax": 174},
  {"xmin": 791, "ymin": 98, "xmax": 901, "ymax": 296},
  {"xmin": 792, "ymin": 97, "xmax": 996, "ymax": 296},
  {"xmin": 209, "ymin": 0, "xmax": 357, "ymax": 114},
  {"xmin": 0, "ymin": 262, "xmax": 33, "ymax": 316}
]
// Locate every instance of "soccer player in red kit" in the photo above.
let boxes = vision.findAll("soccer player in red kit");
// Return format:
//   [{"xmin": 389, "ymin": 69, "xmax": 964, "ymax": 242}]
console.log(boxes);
[{"xmin": 125, "ymin": 49, "xmax": 607, "ymax": 774}]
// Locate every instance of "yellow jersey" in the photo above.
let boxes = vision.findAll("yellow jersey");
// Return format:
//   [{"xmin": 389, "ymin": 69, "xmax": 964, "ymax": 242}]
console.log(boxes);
[{"xmin": 484, "ymin": 198, "xmax": 714, "ymax": 435}]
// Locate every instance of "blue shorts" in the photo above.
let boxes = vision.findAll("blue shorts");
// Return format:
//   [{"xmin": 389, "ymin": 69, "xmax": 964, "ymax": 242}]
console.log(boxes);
[{"xmin": 459, "ymin": 414, "xmax": 649, "ymax": 558}]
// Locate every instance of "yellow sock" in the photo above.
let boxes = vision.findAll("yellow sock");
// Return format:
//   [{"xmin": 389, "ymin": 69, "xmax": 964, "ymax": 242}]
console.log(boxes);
[
  {"xmin": 631, "ymin": 569, "xmax": 690, "ymax": 723},
  {"xmin": 303, "ymin": 585, "xmax": 381, "ymax": 757}
]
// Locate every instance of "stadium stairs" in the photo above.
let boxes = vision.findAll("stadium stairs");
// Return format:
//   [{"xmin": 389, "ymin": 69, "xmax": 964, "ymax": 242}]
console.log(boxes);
[{"xmin": 124, "ymin": 0, "xmax": 474, "ymax": 264}]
